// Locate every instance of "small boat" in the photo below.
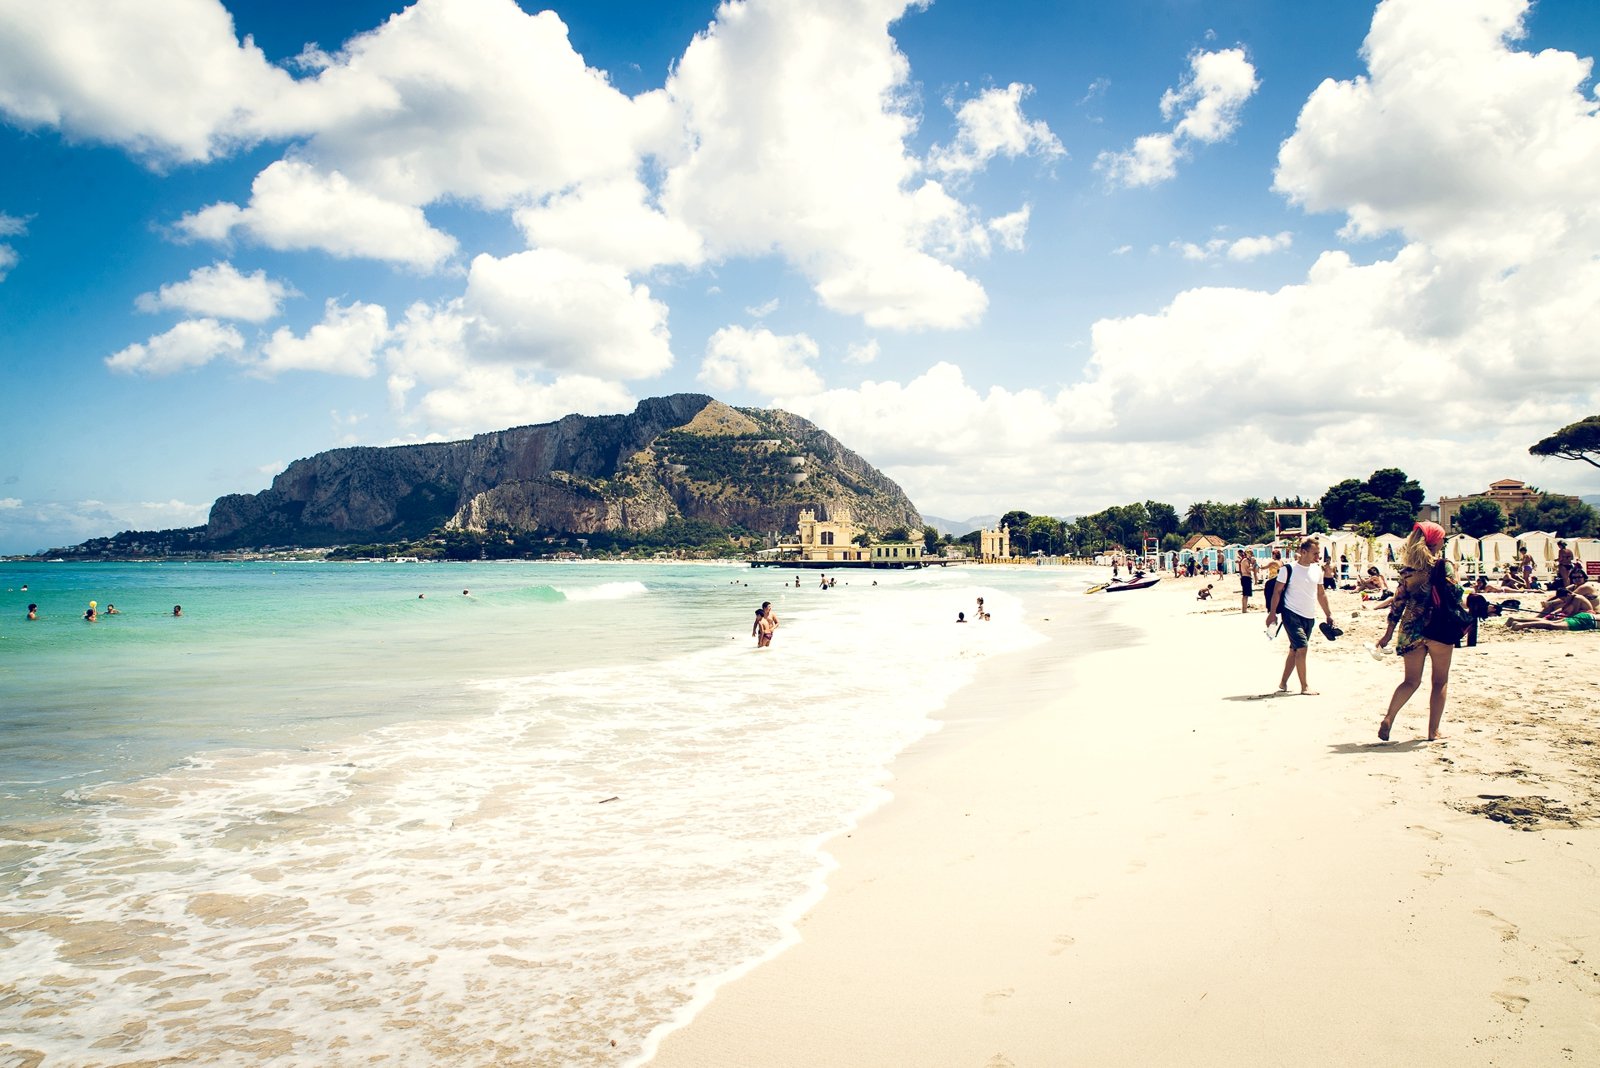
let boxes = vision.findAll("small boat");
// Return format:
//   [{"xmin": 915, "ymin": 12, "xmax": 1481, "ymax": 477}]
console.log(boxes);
[{"xmin": 1104, "ymin": 576, "xmax": 1161, "ymax": 593}]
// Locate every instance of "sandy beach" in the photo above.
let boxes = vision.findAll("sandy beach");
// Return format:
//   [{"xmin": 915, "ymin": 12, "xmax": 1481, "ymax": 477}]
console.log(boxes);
[{"xmin": 649, "ymin": 569, "xmax": 1600, "ymax": 1066}]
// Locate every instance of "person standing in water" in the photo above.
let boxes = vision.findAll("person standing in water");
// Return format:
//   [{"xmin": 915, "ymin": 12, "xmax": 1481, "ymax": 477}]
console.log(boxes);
[{"xmin": 752, "ymin": 601, "xmax": 779, "ymax": 648}]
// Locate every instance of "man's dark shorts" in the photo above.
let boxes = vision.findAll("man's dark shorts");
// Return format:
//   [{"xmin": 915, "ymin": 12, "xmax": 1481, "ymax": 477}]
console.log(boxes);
[
  {"xmin": 1240, "ymin": 576, "xmax": 1254, "ymax": 598},
  {"xmin": 1281, "ymin": 608, "xmax": 1314, "ymax": 650}
]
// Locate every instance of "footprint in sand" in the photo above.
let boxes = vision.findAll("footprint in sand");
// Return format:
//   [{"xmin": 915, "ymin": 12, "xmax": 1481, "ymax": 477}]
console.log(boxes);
[
  {"xmin": 981, "ymin": 988, "xmax": 1014, "ymax": 1015},
  {"xmin": 1049, "ymin": 935, "xmax": 1076, "ymax": 956},
  {"xmin": 1125, "ymin": 859, "xmax": 1147, "ymax": 875},
  {"xmin": 1419, "ymin": 860, "xmax": 1446, "ymax": 881},
  {"xmin": 985, "ymin": 1056, "xmax": 1017, "ymax": 1068},
  {"xmin": 1476, "ymin": 909, "xmax": 1520, "ymax": 942},
  {"xmin": 1408, "ymin": 824, "xmax": 1444, "ymax": 841},
  {"xmin": 1492, "ymin": 977, "xmax": 1530, "ymax": 1013}
]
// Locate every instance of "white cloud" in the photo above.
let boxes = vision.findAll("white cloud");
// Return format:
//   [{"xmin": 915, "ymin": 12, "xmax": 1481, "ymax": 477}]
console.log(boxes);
[
  {"xmin": 773, "ymin": 2, "xmax": 1600, "ymax": 518},
  {"xmin": 699, "ymin": 325, "xmax": 824, "ymax": 396},
  {"xmin": 1172, "ymin": 231, "xmax": 1293, "ymax": 261},
  {"xmin": 745, "ymin": 298, "xmax": 781, "ymax": 319},
  {"xmin": 0, "ymin": 211, "xmax": 25, "ymax": 281},
  {"xmin": 258, "ymin": 299, "xmax": 389, "ymax": 377},
  {"xmin": 401, "ymin": 365, "xmax": 636, "ymax": 438},
  {"xmin": 135, "ymin": 261, "xmax": 295, "ymax": 322},
  {"xmin": 512, "ymin": 177, "xmax": 704, "ymax": 273},
  {"xmin": 1097, "ymin": 47, "xmax": 1259, "ymax": 188},
  {"xmin": 658, "ymin": 0, "xmax": 989, "ymax": 330},
  {"xmin": 845, "ymin": 339, "xmax": 880, "ymax": 365},
  {"xmin": 1224, "ymin": 231, "xmax": 1293, "ymax": 261},
  {"xmin": 105, "ymin": 318, "xmax": 245, "ymax": 375},
  {"xmin": 0, "ymin": 0, "xmax": 296, "ymax": 163},
  {"xmin": 1274, "ymin": 0, "xmax": 1600, "ymax": 251},
  {"xmin": 462, "ymin": 249, "xmax": 674, "ymax": 379},
  {"xmin": 0, "ymin": 497, "xmax": 19, "ymax": 509},
  {"xmin": 178, "ymin": 160, "xmax": 458, "ymax": 270},
  {"xmin": 272, "ymin": 0, "xmax": 650, "ymax": 210},
  {"xmin": 987, "ymin": 206, "xmax": 1032, "ymax": 252},
  {"xmin": 928, "ymin": 82, "xmax": 1064, "ymax": 177}
]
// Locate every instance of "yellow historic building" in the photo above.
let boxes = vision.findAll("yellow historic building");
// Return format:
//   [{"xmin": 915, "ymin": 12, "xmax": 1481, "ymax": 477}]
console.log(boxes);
[
  {"xmin": 782, "ymin": 506, "xmax": 868, "ymax": 562},
  {"xmin": 770, "ymin": 506, "xmax": 926, "ymax": 566},
  {"xmin": 1439, "ymin": 478, "xmax": 1543, "ymax": 531},
  {"xmin": 979, "ymin": 524, "xmax": 1011, "ymax": 562}
]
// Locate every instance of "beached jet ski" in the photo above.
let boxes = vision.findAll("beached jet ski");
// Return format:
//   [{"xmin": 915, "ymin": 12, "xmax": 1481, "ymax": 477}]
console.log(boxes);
[{"xmin": 1104, "ymin": 573, "xmax": 1161, "ymax": 592}]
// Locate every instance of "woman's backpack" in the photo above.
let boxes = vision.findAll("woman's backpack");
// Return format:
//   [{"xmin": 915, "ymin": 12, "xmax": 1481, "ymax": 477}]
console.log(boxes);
[{"xmin": 1422, "ymin": 560, "xmax": 1472, "ymax": 646}]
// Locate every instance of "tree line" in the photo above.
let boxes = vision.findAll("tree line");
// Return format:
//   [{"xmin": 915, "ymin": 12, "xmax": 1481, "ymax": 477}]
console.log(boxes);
[{"xmin": 981, "ymin": 467, "xmax": 1599, "ymax": 558}]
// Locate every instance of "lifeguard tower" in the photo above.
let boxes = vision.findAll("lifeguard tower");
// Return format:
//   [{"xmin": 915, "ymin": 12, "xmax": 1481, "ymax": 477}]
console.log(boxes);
[{"xmin": 1269, "ymin": 507, "xmax": 1311, "ymax": 546}]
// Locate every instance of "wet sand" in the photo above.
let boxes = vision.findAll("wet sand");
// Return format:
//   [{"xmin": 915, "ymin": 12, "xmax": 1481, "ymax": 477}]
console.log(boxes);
[{"xmin": 648, "ymin": 571, "xmax": 1600, "ymax": 1066}]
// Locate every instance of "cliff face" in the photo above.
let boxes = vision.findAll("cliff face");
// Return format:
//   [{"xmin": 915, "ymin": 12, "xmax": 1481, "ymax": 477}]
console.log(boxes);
[{"xmin": 205, "ymin": 395, "xmax": 922, "ymax": 547}]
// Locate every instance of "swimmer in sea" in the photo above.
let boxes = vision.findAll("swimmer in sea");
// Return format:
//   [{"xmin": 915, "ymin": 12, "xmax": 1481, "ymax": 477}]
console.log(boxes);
[
  {"xmin": 172, "ymin": 605, "xmax": 183, "ymax": 617},
  {"xmin": 27, "ymin": 603, "xmax": 38, "ymax": 620},
  {"xmin": 105, "ymin": 604, "xmax": 120, "ymax": 614}
]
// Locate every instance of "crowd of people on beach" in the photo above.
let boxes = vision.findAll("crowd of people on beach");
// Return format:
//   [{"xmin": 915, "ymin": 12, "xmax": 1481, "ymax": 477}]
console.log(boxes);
[{"xmin": 1167, "ymin": 523, "xmax": 1597, "ymax": 744}]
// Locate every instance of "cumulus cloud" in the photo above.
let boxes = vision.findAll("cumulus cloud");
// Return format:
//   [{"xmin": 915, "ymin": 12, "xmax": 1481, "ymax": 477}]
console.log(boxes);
[
  {"xmin": 795, "ymin": 1, "xmax": 1600, "ymax": 517},
  {"xmin": 0, "ymin": 496, "xmax": 212, "ymax": 555},
  {"xmin": 105, "ymin": 318, "xmax": 245, "ymax": 375},
  {"xmin": 178, "ymin": 160, "xmax": 458, "ymax": 270},
  {"xmin": 987, "ymin": 206, "xmax": 1032, "ymax": 252},
  {"xmin": 699, "ymin": 326, "xmax": 824, "ymax": 396},
  {"xmin": 0, "ymin": 0, "xmax": 296, "ymax": 164},
  {"xmin": 928, "ymin": 82, "xmax": 1065, "ymax": 177},
  {"xmin": 462, "ymin": 249, "xmax": 673, "ymax": 379},
  {"xmin": 258, "ymin": 299, "xmax": 389, "ymax": 377},
  {"xmin": 658, "ymin": 0, "xmax": 992, "ymax": 330},
  {"xmin": 135, "ymin": 261, "xmax": 296, "ymax": 322},
  {"xmin": 1274, "ymin": 0, "xmax": 1600, "ymax": 251},
  {"xmin": 1172, "ymin": 231, "xmax": 1293, "ymax": 261},
  {"xmin": 1097, "ymin": 47, "xmax": 1259, "ymax": 188},
  {"xmin": 845, "ymin": 339, "xmax": 880, "ymax": 365},
  {"xmin": 0, "ymin": 211, "xmax": 26, "ymax": 281}
]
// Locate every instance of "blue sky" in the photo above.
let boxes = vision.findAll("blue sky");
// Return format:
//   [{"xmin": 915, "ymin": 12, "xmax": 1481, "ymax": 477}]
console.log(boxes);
[{"xmin": 2, "ymin": 0, "xmax": 1598, "ymax": 554}]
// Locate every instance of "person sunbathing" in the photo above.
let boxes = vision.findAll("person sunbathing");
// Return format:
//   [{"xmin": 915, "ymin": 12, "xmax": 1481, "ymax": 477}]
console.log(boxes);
[{"xmin": 1506, "ymin": 606, "xmax": 1597, "ymax": 632}]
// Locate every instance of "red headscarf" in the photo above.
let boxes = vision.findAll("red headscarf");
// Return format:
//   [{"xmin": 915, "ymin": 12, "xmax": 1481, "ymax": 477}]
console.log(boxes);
[{"xmin": 1414, "ymin": 521, "xmax": 1446, "ymax": 549}]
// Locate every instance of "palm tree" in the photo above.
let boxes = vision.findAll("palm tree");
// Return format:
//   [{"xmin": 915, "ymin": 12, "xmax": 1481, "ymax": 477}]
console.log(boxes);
[
  {"xmin": 1184, "ymin": 501, "xmax": 1211, "ymax": 534},
  {"xmin": 1240, "ymin": 497, "xmax": 1267, "ymax": 541}
]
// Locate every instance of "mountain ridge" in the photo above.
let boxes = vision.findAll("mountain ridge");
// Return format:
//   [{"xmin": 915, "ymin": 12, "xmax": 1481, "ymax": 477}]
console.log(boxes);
[{"xmin": 202, "ymin": 394, "xmax": 922, "ymax": 549}]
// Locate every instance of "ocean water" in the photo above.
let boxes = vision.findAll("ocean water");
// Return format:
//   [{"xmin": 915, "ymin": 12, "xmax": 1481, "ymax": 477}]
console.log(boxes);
[{"xmin": 0, "ymin": 560, "xmax": 1086, "ymax": 1066}]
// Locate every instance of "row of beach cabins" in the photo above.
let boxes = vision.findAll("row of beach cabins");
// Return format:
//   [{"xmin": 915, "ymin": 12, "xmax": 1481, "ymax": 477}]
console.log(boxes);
[{"xmin": 1097, "ymin": 531, "xmax": 1600, "ymax": 585}]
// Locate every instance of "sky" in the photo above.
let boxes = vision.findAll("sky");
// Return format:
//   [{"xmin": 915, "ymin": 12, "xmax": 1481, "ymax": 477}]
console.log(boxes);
[{"xmin": 2, "ymin": 0, "xmax": 1599, "ymax": 553}]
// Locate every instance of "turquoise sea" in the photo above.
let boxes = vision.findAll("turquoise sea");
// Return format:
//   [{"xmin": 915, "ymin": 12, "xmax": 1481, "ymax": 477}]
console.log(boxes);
[{"xmin": 0, "ymin": 559, "xmax": 1098, "ymax": 1066}]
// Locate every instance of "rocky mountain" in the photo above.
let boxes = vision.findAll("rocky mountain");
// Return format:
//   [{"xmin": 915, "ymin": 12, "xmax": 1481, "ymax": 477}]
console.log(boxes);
[{"xmin": 205, "ymin": 395, "xmax": 922, "ymax": 548}]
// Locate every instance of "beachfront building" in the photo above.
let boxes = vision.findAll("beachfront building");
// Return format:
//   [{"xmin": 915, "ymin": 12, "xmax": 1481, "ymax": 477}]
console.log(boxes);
[
  {"xmin": 980, "ymin": 524, "xmax": 1011, "ymax": 562},
  {"xmin": 781, "ymin": 506, "xmax": 870, "ymax": 563},
  {"xmin": 1438, "ymin": 478, "xmax": 1541, "ymax": 531},
  {"xmin": 869, "ymin": 541, "xmax": 924, "ymax": 565}
]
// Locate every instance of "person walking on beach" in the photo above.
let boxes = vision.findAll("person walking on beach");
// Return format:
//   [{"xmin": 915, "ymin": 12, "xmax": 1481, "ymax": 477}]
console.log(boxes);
[
  {"xmin": 1557, "ymin": 540, "xmax": 1575, "ymax": 588},
  {"xmin": 1261, "ymin": 548, "xmax": 1283, "ymax": 610},
  {"xmin": 1265, "ymin": 538, "xmax": 1335, "ymax": 695},
  {"xmin": 1238, "ymin": 550, "xmax": 1257, "ymax": 612},
  {"xmin": 1376, "ymin": 522, "xmax": 1464, "ymax": 742}
]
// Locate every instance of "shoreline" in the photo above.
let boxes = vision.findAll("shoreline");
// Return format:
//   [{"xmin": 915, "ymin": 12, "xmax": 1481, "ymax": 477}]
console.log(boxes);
[{"xmin": 648, "ymin": 573, "xmax": 1600, "ymax": 1065}]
